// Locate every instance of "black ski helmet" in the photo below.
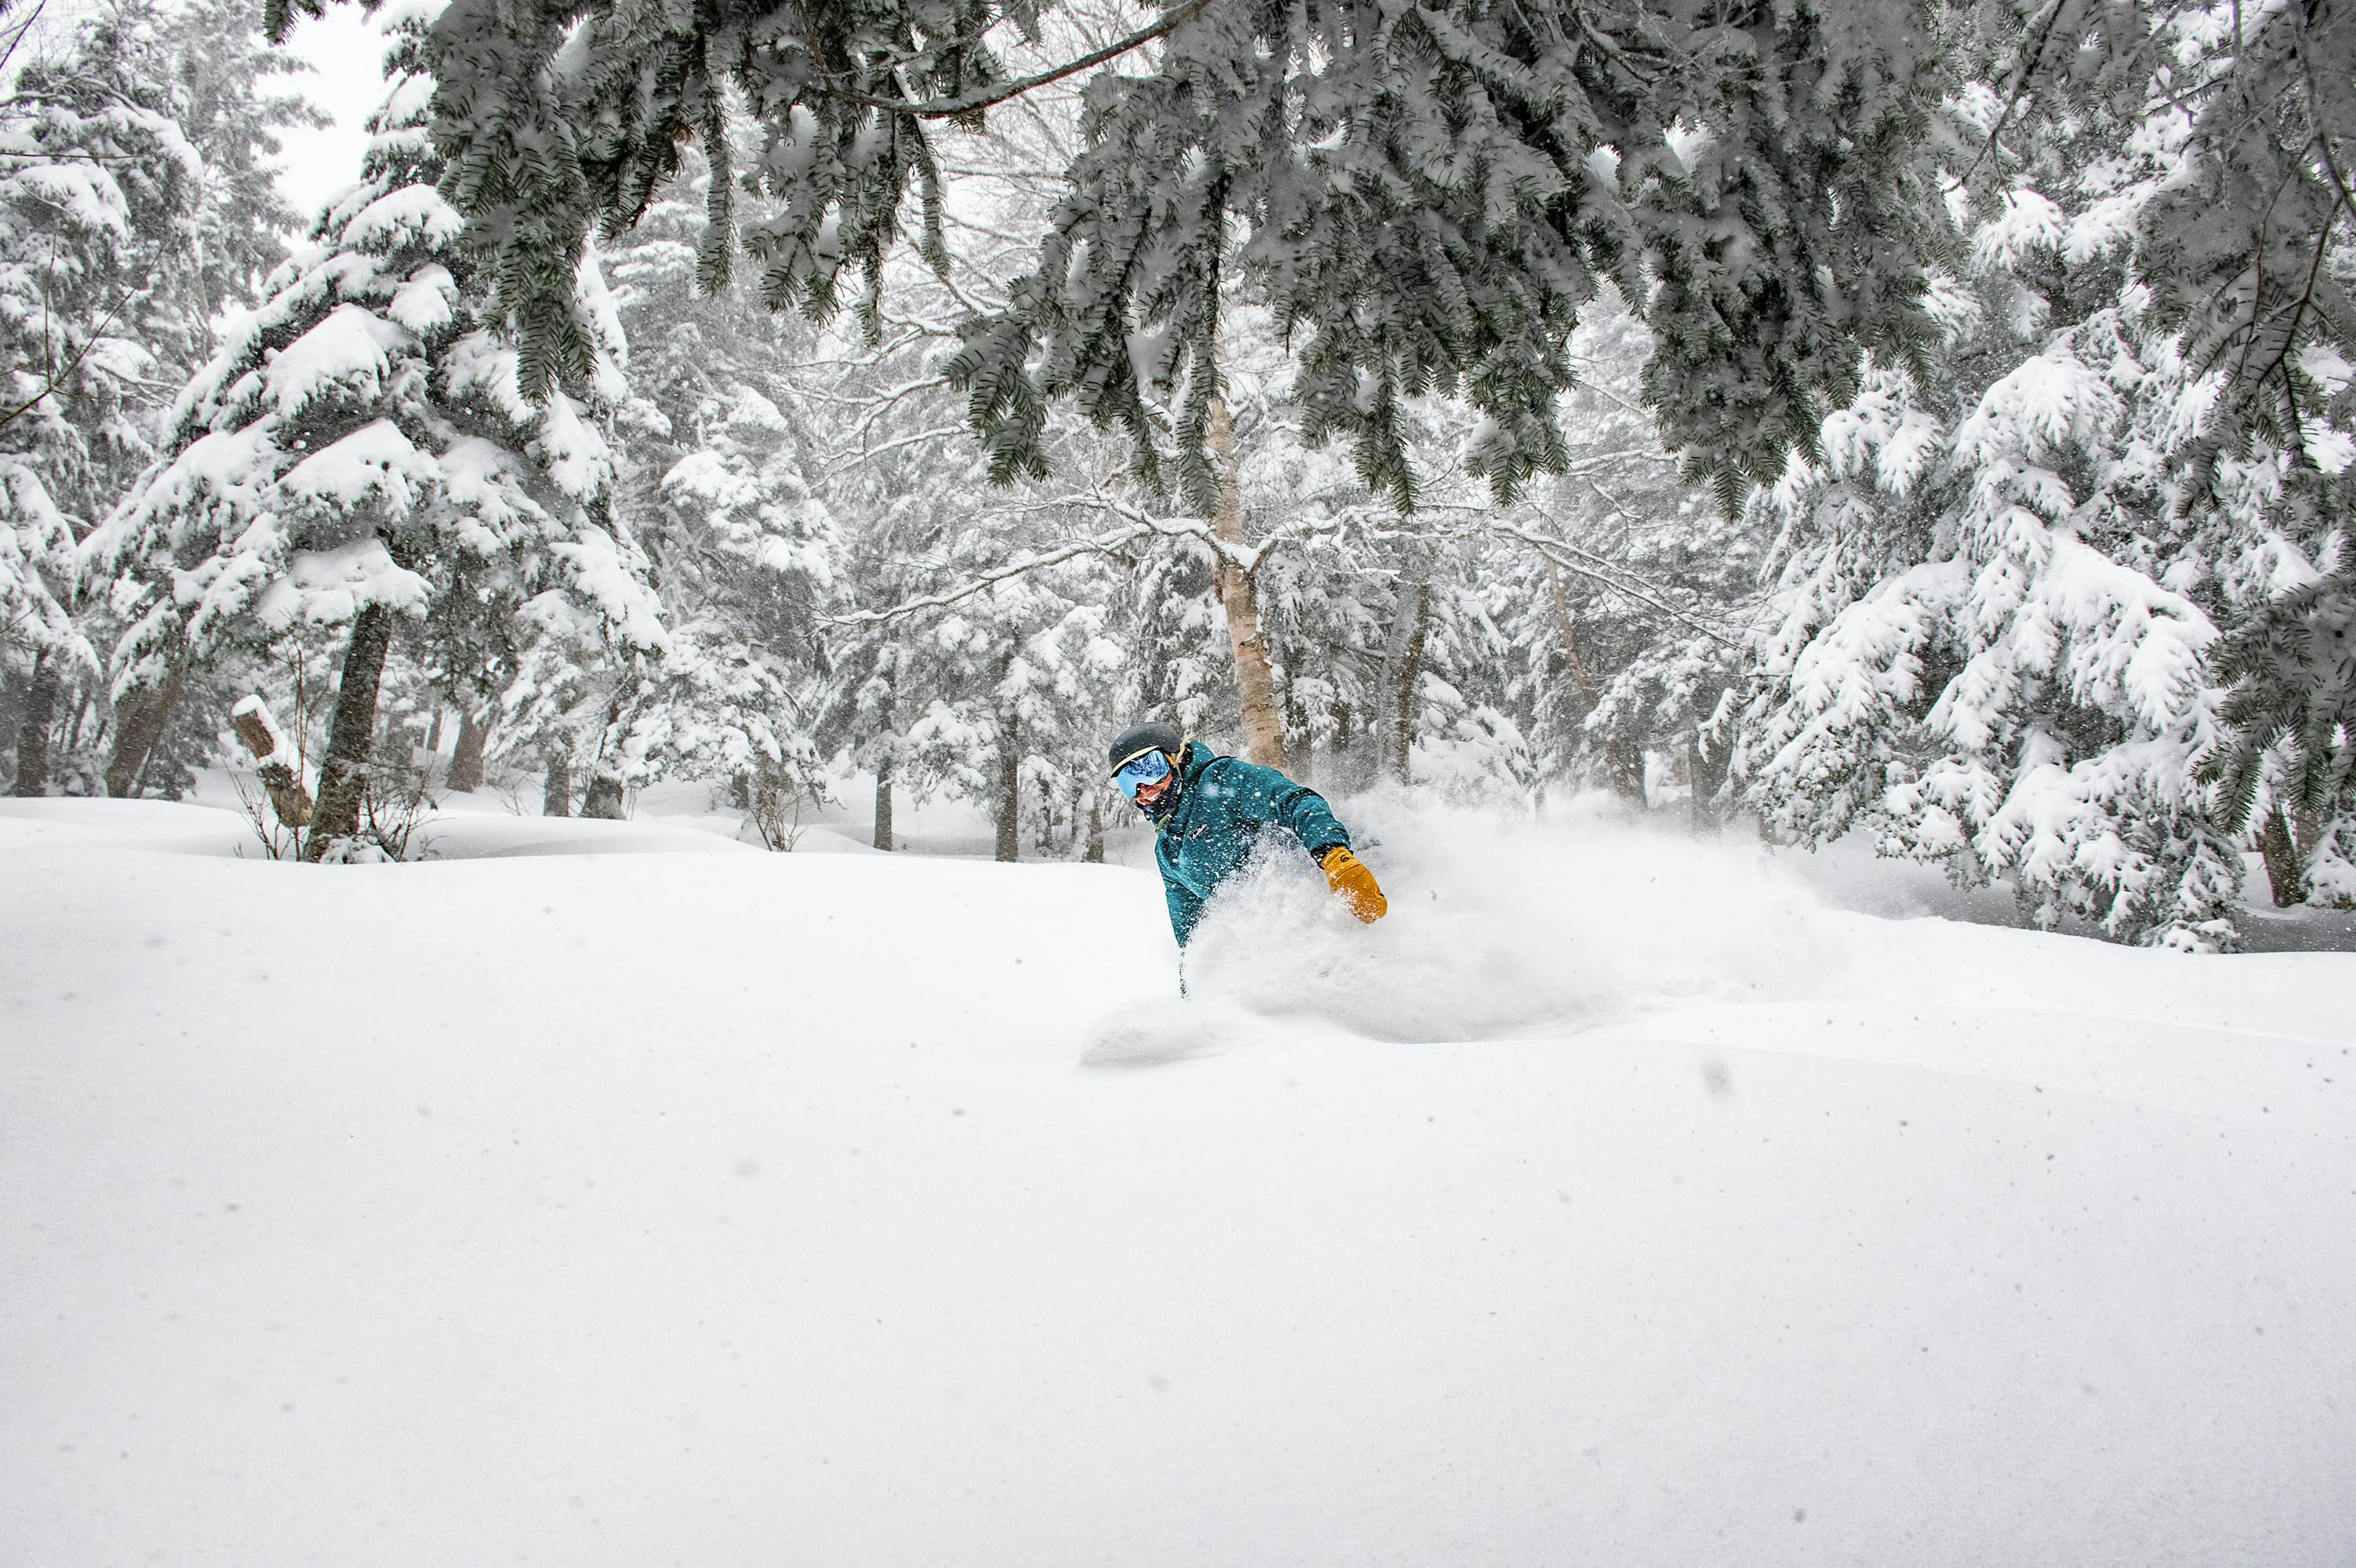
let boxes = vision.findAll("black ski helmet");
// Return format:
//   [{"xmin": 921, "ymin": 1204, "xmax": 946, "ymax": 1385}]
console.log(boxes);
[{"xmin": 1107, "ymin": 720, "xmax": 1183, "ymax": 776}]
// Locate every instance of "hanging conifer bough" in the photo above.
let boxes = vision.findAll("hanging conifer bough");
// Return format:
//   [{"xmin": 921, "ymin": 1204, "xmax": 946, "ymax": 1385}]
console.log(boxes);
[
  {"xmin": 264, "ymin": 0, "xmax": 1952, "ymax": 513},
  {"xmin": 954, "ymin": 0, "xmax": 1951, "ymax": 515}
]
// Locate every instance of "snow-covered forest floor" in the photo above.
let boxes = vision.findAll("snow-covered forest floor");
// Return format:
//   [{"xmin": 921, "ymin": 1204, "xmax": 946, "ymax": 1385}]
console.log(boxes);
[{"xmin": 6, "ymin": 796, "xmax": 2353, "ymax": 1566}]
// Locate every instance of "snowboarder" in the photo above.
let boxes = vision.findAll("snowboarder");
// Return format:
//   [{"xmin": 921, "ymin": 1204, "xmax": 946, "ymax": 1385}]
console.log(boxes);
[{"xmin": 1107, "ymin": 720, "xmax": 1387, "ymax": 950}]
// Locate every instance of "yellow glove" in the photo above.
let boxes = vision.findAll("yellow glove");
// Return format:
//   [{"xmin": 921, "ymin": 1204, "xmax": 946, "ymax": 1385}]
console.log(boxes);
[{"xmin": 1319, "ymin": 845, "xmax": 1387, "ymax": 923}]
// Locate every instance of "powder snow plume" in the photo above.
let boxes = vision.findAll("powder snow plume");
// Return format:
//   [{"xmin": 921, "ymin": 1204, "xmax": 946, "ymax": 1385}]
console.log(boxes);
[{"xmin": 1161, "ymin": 801, "xmax": 1847, "ymax": 1045}]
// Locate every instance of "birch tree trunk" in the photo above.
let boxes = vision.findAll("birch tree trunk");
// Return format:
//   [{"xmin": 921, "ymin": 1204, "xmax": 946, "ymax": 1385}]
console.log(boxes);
[
  {"xmin": 303, "ymin": 602, "xmax": 398, "ymax": 858},
  {"xmin": 104, "ymin": 661, "xmax": 186, "ymax": 798},
  {"xmin": 1544, "ymin": 560, "xmax": 1601, "ymax": 704},
  {"xmin": 11, "ymin": 652, "xmax": 56, "ymax": 797},
  {"xmin": 1204, "ymin": 337, "xmax": 1287, "ymax": 772},
  {"xmin": 230, "ymin": 698, "xmax": 314, "ymax": 827}
]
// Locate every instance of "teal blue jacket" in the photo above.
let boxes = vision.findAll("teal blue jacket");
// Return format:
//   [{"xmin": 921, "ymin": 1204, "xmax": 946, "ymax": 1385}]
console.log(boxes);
[{"xmin": 1150, "ymin": 741, "xmax": 1351, "ymax": 946}]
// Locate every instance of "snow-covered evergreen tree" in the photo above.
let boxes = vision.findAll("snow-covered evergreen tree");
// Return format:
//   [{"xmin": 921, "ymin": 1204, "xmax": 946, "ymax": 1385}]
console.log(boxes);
[
  {"xmin": 163, "ymin": 0, "xmax": 326, "ymax": 337},
  {"xmin": 91, "ymin": 0, "xmax": 664, "ymax": 853},
  {"xmin": 1, "ymin": 2, "xmax": 199, "ymax": 793},
  {"xmin": 948, "ymin": 0, "xmax": 1954, "ymax": 512},
  {"xmin": 2, "ymin": 0, "xmax": 312, "ymax": 795},
  {"xmin": 593, "ymin": 153, "xmax": 839, "ymax": 815},
  {"xmin": 1726, "ymin": 29, "xmax": 2322, "ymax": 947}
]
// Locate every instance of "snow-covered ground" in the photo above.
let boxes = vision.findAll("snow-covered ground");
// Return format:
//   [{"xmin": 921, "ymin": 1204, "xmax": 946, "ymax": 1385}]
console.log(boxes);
[{"xmin": 4, "ymin": 794, "xmax": 2353, "ymax": 1566}]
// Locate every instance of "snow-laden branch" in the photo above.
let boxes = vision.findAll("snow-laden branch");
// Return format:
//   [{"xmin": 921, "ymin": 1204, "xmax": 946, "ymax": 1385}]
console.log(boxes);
[
  {"xmin": 822, "ymin": 509, "xmax": 1208, "ymax": 628},
  {"xmin": 817, "ymin": 421, "xmax": 975, "ymax": 478},
  {"xmin": 807, "ymin": 0, "xmax": 1219, "ymax": 121},
  {"xmin": 1485, "ymin": 516, "xmax": 1745, "ymax": 648}
]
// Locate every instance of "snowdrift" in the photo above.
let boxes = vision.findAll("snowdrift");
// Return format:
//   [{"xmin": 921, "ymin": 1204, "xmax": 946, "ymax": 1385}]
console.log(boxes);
[{"xmin": 3, "ymin": 797, "xmax": 2352, "ymax": 1567}]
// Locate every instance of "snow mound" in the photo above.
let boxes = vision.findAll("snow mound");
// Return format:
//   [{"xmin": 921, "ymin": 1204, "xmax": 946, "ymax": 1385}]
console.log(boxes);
[
  {"xmin": 5, "ymin": 806, "xmax": 2354, "ymax": 1566},
  {"xmin": 409, "ymin": 812, "xmax": 755, "ymax": 858},
  {"xmin": 765, "ymin": 825, "xmax": 880, "ymax": 855},
  {"xmin": 1079, "ymin": 994, "xmax": 1265, "ymax": 1067},
  {"xmin": 0, "ymin": 796, "xmax": 253, "ymax": 857},
  {"xmin": 1182, "ymin": 805, "xmax": 1844, "ymax": 1040}
]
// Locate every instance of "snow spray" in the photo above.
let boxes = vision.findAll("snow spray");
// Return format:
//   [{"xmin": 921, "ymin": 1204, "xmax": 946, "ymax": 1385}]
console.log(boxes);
[{"xmin": 1166, "ymin": 799, "xmax": 1847, "ymax": 1043}]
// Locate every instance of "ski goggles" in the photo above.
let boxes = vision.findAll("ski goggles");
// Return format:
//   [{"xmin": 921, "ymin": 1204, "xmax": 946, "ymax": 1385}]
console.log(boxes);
[{"xmin": 1112, "ymin": 747, "xmax": 1175, "ymax": 799}]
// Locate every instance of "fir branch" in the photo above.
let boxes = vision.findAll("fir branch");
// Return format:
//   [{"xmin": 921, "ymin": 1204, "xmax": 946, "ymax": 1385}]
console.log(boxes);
[{"xmin": 1959, "ymin": 0, "xmax": 2073, "ymax": 188}]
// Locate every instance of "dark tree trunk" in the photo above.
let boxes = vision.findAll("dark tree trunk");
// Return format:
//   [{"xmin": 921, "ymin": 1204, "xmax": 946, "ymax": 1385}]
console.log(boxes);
[
  {"xmin": 1084, "ymin": 792, "xmax": 1104, "ymax": 864},
  {"xmin": 1603, "ymin": 739, "xmax": 1646, "ymax": 805},
  {"xmin": 1329, "ymin": 701, "xmax": 1356, "ymax": 793},
  {"xmin": 1384, "ymin": 577, "xmax": 1432, "ymax": 785},
  {"xmin": 1689, "ymin": 734, "xmax": 1730, "ymax": 833},
  {"xmin": 2258, "ymin": 808, "xmax": 2307, "ymax": 907},
  {"xmin": 1280, "ymin": 639, "xmax": 1310, "ymax": 783},
  {"xmin": 304, "ymin": 603, "xmax": 399, "ymax": 858},
  {"xmin": 447, "ymin": 709, "xmax": 487, "ymax": 791},
  {"xmin": 11, "ymin": 653, "xmax": 58, "ymax": 797},
  {"xmin": 542, "ymin": 750, "xmax": 572, "ymax": 817},
  {"xmin": 581, "ymin": 770, "xmax": 626, "ymax": 819},
  {"xmin": 872, "ymin": 755, "xmax": 895, "ymax": 851},
  {"xmin": 995, "ymin": 709, "xmax": 1020, "ymax": 863},
  {"xmin": 104, "ymin": 661, "xmax": 186, "ymax": 798}
]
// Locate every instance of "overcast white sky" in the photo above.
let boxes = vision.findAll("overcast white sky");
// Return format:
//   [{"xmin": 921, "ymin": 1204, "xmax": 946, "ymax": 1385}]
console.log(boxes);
[
  {"xmin": 22, "ymin": 0, "xmax": 387, "ymax": 219},
  {"xmin": 272, "ymin": 4, "xmax": 387, "ymax": 218}
]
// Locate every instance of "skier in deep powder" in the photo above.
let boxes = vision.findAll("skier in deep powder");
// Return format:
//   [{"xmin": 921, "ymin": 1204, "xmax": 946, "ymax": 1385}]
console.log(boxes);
[{"xmin": 1107, "ymin": 720, "xmax": 1387, "ymax": 951}]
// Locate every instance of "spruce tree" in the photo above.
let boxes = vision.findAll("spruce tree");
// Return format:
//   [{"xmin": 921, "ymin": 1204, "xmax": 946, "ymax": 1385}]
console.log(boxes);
[
  {"xmin": 1, "ymin": 0, "xmax": 214, "ymax": 793},
  {"xmin": 1729, "ymin": 51, "xmax": 2278, "ymax": 947},
  {"xmin": 596, "ymin": 154, "xmax": 840, "ymax": 811},
  {"xmin": 1985, "ymin": 0, "xmax": 2356, "ymax": 883},
  {"xmin": 92, "ymin": 1, "xmax": 664, "ymax": 853}
]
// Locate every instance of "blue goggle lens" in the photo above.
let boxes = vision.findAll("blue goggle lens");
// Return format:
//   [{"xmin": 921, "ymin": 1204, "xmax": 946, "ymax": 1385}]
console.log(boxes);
[{"xmin": 1113, "ymin": 750, "xmax": 1173, "ymax": 798}]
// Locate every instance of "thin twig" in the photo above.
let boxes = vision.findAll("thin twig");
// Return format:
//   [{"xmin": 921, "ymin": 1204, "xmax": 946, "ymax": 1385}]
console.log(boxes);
[
  {"xmin": 0, "ymin": 284, "xmax": 131, "ymax": 434},
  {"xmin": 1960, "ymin": 0, "xmax": 2071, "ymax": 187}
]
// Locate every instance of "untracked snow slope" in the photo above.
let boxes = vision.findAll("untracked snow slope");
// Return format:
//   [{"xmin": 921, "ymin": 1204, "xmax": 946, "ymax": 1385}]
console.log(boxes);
[{"xmin": 3, "ymin": 799, "xmax": 2353, "ymax": 1567}]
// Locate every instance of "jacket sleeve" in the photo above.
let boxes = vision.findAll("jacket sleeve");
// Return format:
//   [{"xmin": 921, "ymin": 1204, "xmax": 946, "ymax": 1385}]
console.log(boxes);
[
  {"xmin": 1155, "ymin": 834, "xmax": 1209, "ymax": 946},
  {"xmin": 1218, "ymin": 759, "xmax": 1351, "ymax": 857},
  {"xmin": 1165, "ymin": 878, "xmax": 1205, "ymax": 946}
]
